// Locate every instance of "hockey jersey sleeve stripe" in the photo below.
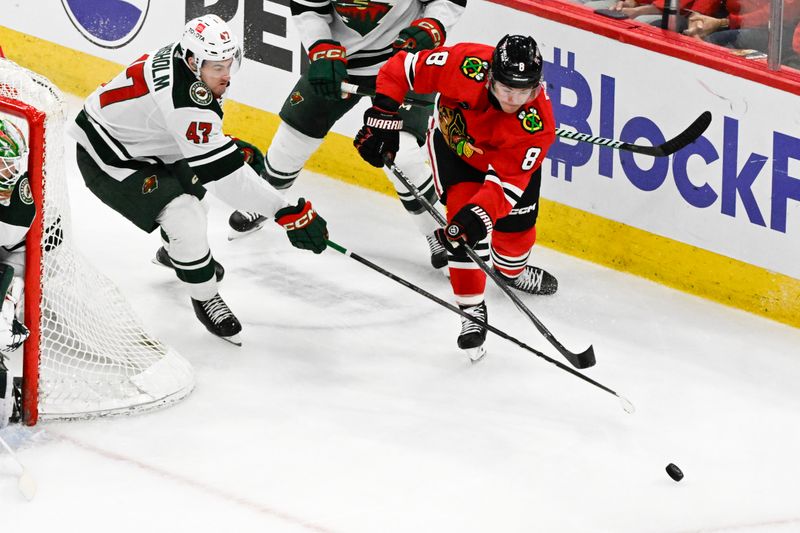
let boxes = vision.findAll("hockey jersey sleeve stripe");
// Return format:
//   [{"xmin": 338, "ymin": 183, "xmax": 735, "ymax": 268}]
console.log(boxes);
[
  {"xmin": 291, "ymin": 0, "xmax": 331, "ymax": 15},
  {"xmin": 404, "ymin": 52, "xmax": 418, "ymax": 88},
  {"xmin": 185, "ymin": 139, "xmax": 237, "ymax": 165},
  {"xmin": 186, "ymin": 142, "xmax": 244, "ymax": 183},
  {"xmin": 74, "ymin": 110, "xmax": 161, "ymax": 171},
  {"xmin": 347, "ymin": 50, "xmax": 395, "ymax": 71},
  {"xmin": 421, "ymin": 0, "xmax": 466, "ymax": 5},
  {"xmin": 485, "ymin": 171, "xmax": 523, "ymax": 207}
]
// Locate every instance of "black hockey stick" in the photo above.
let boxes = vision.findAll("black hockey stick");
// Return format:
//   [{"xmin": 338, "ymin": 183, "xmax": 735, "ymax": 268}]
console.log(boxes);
[
  {"xmin": 340, "ymin": 82, "xmax": 711, "ymax": 157},
  {"xmin": 327, "ymin": 239, "xmax": 634, "ymax": 413},
  {"xmin": 383, "ymin": 158, "xmax": 596, "ymax": 370}
]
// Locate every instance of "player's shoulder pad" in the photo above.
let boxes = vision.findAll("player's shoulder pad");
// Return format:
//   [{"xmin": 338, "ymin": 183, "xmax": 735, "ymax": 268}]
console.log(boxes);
[
  {"xmin": 0, "ymin": 173, "xmax": 36, "ymax": 228},
  {"xmin": 170, "ymin": 51, "xmax": 223, "ymax": 119},
  {"xmin": 447, "ymin": 43, "xmax": 493, "ymax": 84}
]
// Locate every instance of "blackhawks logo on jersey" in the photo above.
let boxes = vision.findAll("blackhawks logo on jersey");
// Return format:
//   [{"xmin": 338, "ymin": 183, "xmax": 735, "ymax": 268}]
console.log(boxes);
[
  {"xmin": 438, "ymin": 105, "xmax": 484, "ymax": 158},
  {"xmin": 518, "ymin": 106, "xmax": 543, "ymax": 134},
  {"xmin": 460, "ymin": 57, "xmax": 489, "ymax": 82},
  {"xmin": 333, "ymin": 0, "xmax": 391, "ymax": 37},
  {"xmin": 189, "ymin": 81, "xmax": 213, "ymax": 106}
]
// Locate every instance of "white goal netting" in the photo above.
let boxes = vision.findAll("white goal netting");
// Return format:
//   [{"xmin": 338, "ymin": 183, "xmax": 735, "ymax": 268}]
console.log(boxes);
[{"xmin": 0, "ymin": 57, "xmax": 194, "ymax": 422}]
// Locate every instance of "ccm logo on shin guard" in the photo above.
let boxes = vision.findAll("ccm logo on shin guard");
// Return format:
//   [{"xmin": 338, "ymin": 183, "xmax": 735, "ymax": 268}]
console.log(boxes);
[
  {"xmin": 281, "ymin": 208, "xmax": 317, "ymax": 230},
  {"xmin": 509, "ymin": 203, "xmax": 537, "ymax": 215}
]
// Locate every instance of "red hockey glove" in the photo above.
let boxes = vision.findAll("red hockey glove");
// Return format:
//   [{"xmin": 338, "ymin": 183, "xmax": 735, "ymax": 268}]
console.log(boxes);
[
  {"xmin": 392, "ymin": 18, "xmax": 445, "ymax": 53},
  {"xmin": 307, "ymin": 40, "xmax": 348, "ymax": 100},
  {"xmin": 434, "ymin": 204, "xmax": 493, "ymax": 251},
  {"xmin": 354, "ymin": 96, "xmax": 403, "ymax": 168},
  {"xmin": 275, "ymin": 198, "xmax": 328, "ymax": 254}
]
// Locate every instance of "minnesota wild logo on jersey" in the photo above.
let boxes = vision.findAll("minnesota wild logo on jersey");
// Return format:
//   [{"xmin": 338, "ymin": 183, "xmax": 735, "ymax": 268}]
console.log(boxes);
[{"xmin": 333, "ymin": 0, "xmax": 392, "ymax": 36}]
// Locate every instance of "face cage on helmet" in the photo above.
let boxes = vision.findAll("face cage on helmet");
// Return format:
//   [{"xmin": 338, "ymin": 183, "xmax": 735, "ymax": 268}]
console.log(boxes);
[{"xmin": 0, "ymin": 156, "xmax": 27, "ymax": 193}]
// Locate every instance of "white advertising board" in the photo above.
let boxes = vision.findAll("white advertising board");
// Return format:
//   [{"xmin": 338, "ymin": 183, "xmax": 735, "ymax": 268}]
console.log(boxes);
[{"xmin": 2, "ymin": 0, "xmax": 798, "ymax": 278}]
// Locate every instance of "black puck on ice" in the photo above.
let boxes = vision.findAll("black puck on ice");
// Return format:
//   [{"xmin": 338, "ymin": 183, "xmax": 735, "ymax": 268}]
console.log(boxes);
[{"xmin": 666, "ymin": 463, "xmax": 684, "ymax": 481}]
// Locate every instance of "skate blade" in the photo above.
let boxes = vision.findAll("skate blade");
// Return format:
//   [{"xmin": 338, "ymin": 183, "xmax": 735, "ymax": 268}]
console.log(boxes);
[
  {"xmin": 465, "ymin": 345, "xmax": 487, "ymax": 363},
  {"xmin": 227, "ymin": 225, "xmax": 265, "ymax": 241},
  {"xmin": 219, "ymin": 333, "xmax": 242, "ymax": 346},
  {"xmin": 151, "ymin": 256, "xmax": 171, "ymax": 269}
]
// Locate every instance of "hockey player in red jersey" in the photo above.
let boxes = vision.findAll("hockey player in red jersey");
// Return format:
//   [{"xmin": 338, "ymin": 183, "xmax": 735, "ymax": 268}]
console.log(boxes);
[{"xmin": 354, "ymin": 35, "xmax": 557, "ymax": 360}]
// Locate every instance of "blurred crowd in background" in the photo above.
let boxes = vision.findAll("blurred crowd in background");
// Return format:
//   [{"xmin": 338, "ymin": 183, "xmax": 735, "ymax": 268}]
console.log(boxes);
[{"xmin": 566, "ymin": 0, "xmax": 800, "ymax": 70}]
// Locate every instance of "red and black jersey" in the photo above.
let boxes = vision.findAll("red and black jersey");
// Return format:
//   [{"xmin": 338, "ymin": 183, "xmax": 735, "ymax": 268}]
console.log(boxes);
[{"xmin": 377, "ymin": 42, "xmax": 555, "ymax": 223}]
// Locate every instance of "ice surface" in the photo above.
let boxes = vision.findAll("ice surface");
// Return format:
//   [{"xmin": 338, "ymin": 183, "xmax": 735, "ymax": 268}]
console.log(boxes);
[{"xmin": 2, "ymin": 95, "xmax": 799, "ymax": 533}]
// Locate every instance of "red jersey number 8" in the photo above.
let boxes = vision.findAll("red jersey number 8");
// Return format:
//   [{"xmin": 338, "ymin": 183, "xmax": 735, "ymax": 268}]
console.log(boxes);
[
  {"xmin": 521, "ymin": 147, "xmax": 541, "ymax": 171},
  {"xmin": 425, "ymin": 52, "xmax": 449, "ymax": 66}
]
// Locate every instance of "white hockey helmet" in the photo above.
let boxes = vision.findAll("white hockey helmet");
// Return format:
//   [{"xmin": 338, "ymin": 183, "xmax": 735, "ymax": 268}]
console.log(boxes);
[
  {"xmin": 180, "ymin": 14, "xmax": 242, "ymax": 79},
  {"xmin": 0, "ymin": 118, "xmax": 28, "ymax": 193}
]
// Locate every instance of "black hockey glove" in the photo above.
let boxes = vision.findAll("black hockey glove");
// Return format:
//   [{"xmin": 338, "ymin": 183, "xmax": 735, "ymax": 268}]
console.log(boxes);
[
  {"xmin": 307, "ymin": 40, "xmax": 348, "ymax": 100},
  {"xmin": 392, "ymin": 18, "xmax": 446, "ymax": 53},
  {"xmin": 231, "ymin": 137, "xmax": 266, "ymax": 177},
  {"xmin": 434, "ymin": 204, "xmax": 493, "ymax": 252},
  {"xmin": 354, "ymin": 96, "xmax": 403, "ymax": 168},
  {"xmin": 275, "ymin": 198, "xmax": 328, "ymax": 254}
]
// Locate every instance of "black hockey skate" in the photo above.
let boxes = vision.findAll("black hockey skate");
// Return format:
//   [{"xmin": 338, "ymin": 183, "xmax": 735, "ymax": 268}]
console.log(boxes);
[
  {"xmin": 426, "ymin": 233, "xmax": 448, "ymax": 270},
  {"xmin": 191, "ymin": 294, "xmax": 242, "ymax": 346},
  {"xmin": 498, "ymin": 265, "xmax": 558, "ymax": 295},
  {"xmin": 458, "ymin": 302, "xmax": 488, "ymax": 362},
  {"xmin": 153, "ymin": 247, "xmax": 225, "ymax": 282},
  {"xmin": 228, "ymin": 210, "xmax": 267, "ymax": 240}
]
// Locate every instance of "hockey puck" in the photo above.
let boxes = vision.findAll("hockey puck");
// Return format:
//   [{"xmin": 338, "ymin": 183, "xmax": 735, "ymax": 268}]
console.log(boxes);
[{"xmin": 666, "ymin": 463, "xmax": 684, "ymax": 481}]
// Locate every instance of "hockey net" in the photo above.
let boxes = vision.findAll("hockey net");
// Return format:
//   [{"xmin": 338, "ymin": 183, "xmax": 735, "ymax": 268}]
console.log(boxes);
[{"xmin": 0, "ymin": 57, "xmax": 194, "ymax": 424}]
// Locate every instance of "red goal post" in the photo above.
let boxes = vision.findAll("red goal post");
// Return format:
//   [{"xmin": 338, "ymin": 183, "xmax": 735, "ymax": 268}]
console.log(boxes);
[{"xmin": 0, "ymin": 55, "xmax": 194, "ymax": 424}]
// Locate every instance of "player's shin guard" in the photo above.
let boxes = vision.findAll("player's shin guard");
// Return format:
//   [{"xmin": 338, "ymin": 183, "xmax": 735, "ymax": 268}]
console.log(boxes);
[
  {"xmin": 158, "ymin": 196, "xmax": 241, "ymax": 343},
  {"xmin": 263, "ymin": 122, "xmax": 322, "ymax": 189},
  {"xmin": 448, "ymin": 237, "xmax": 490, "ymax": 359}
]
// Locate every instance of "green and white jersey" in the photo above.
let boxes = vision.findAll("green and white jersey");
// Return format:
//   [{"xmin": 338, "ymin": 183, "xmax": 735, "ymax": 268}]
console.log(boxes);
[
  {"xmin": 291, "ymin": 0, "xmax": 466, "ymax": 76},
  {"xmin": 0, "ymin": 173, "xmax": 35, "ymax": 252},
  {"xmin": 69, "ymin": 43, "xmax": 244, "ymax": 185}
]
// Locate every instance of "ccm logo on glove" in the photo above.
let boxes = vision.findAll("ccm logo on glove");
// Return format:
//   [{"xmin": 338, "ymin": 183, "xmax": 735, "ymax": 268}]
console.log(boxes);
[{"xmin": 278, "ymin": 206, "xmax": 318, "ymax": 230}]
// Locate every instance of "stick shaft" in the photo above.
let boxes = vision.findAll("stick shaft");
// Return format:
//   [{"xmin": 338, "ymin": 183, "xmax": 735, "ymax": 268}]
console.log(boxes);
[
  {"xmin": 383, "ymin": 159, "xmax": 595, "ymax": 369},
  {"xmin": 341, "ymin": 82, "xmax": 710, "ymax": 157},
  {"xmin": 327, "ymin": 239, "xmax": 626, "ymax": 400}
]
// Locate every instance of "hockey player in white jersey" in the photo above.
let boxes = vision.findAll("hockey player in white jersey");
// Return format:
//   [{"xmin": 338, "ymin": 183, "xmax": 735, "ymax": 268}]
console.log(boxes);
[
  {"xmin": 69, "ymin": 15, "xmax": 329, "ymax": 346},
  {"xmin": 0, "ymin": 118, "xmax": 34, "ymax": 427},
  {"xmin": 228, "ymin": 0, "xmax": 465, "ymax": 270}
]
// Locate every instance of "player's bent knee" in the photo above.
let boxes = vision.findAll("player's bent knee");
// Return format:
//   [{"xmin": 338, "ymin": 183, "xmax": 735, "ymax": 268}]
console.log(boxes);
[
  {"xmin": 158, "ymin": 194, "xmax": 208, "ymax": 243},
  {"xmin": 268, "ymin": 122, "xmax": 324, "ymax": 175}
]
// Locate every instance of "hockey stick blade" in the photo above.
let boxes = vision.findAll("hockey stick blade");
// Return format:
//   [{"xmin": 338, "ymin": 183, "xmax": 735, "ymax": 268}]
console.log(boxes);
[
  {"xmin": 619, "ymin": 111, "xmax": 712, "ymax": 156},
  {"xmin": 0, "ymin": 434, "xmax": 36, "ymax": 501}
]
